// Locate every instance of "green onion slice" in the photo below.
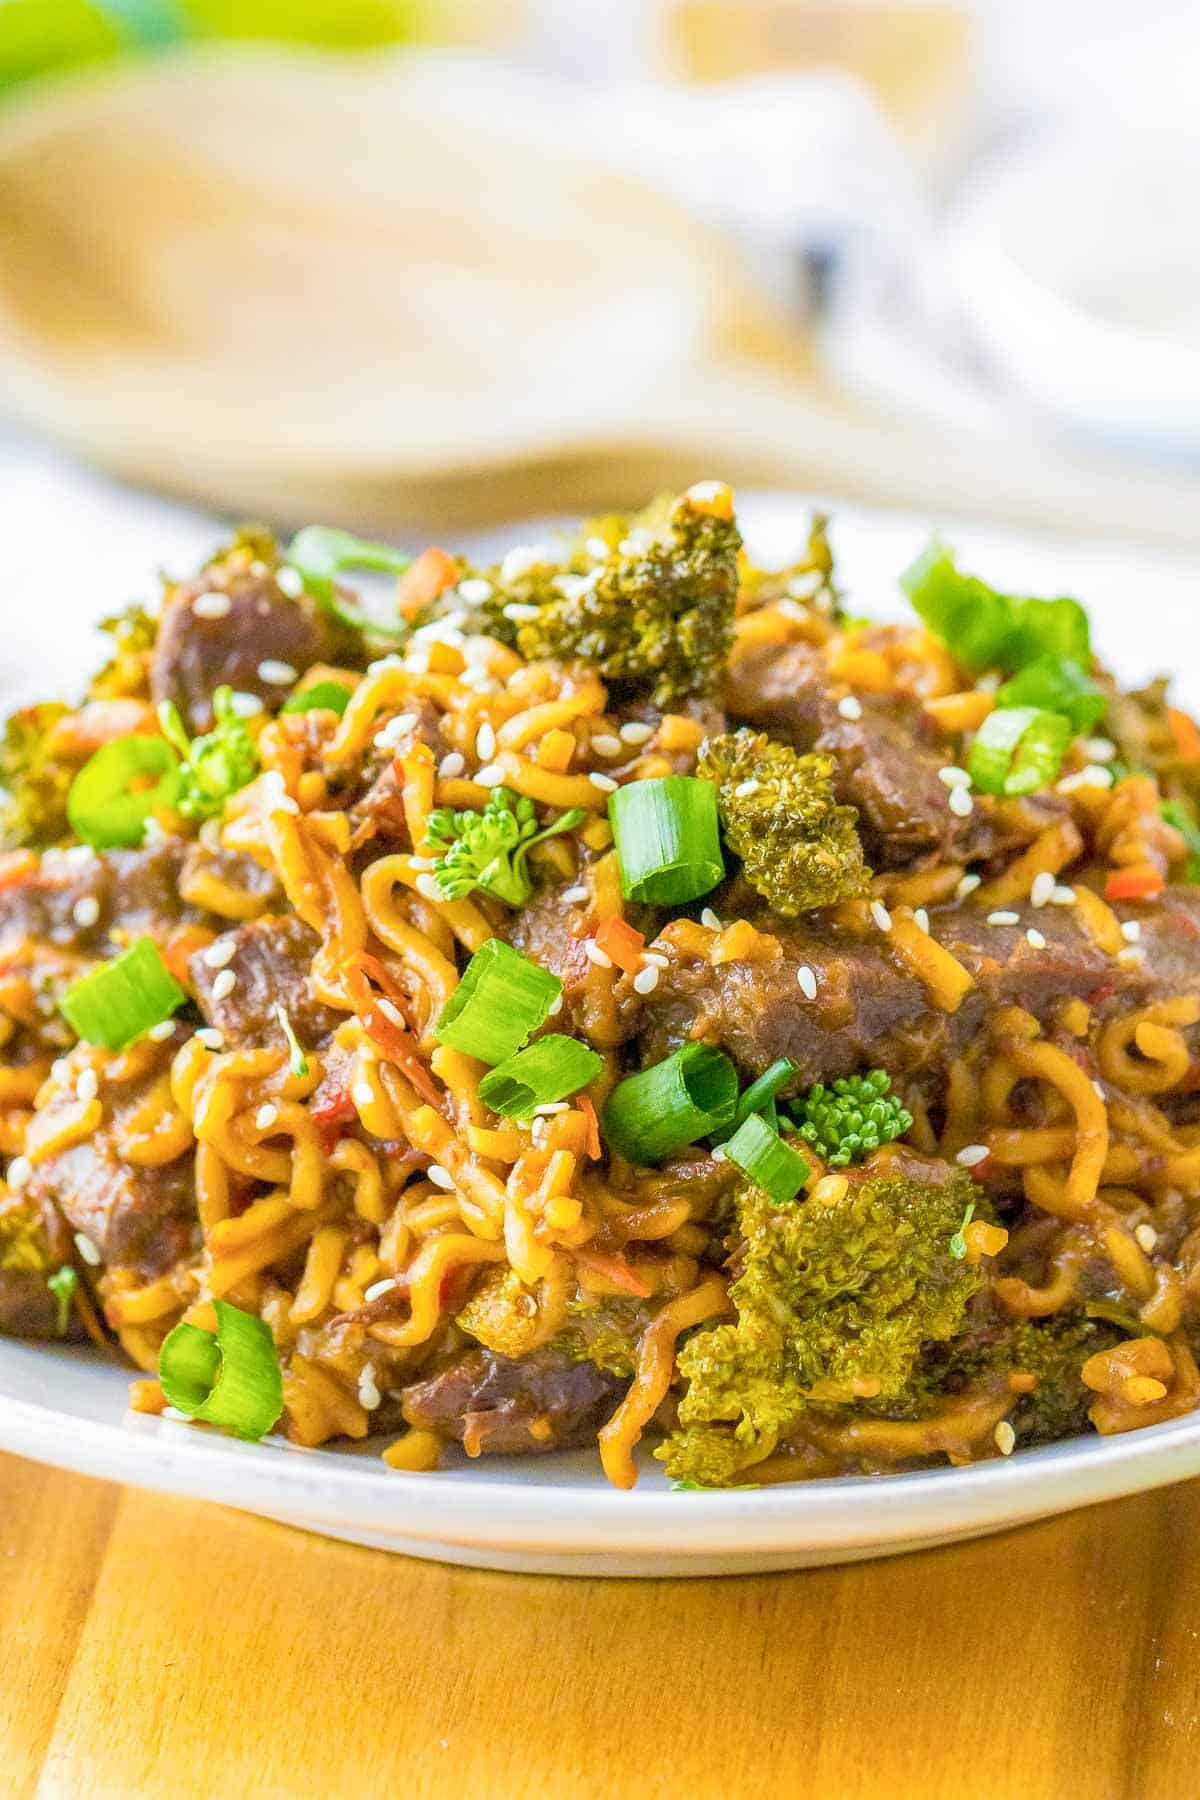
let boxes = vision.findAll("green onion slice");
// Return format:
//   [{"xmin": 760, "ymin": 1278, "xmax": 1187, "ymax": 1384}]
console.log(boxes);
[
  {"xmin": 48, "ymin": 1266, "xmax": 77, "ymax": 1336},
  {"xmin": 901, "ymin": 541, "xmax": 1091, "ymax": 675},
  {"xmin": 60, "ymin": 938, "xmax": 187, "ymax": 1050},
  {"xmin": 434, "ymin": 940, "xmax": 562, "ymax": 1065},
  {"xmin": 609, "ymin": 777, "xmax": 724, "ymax": 905},
  {"xmin": 723, "ymin": 1111, "xmax": 810, "ymax": 1204},
  {"xmin": 712, "ymin": 1057, "xmax": 797, "ymax": 1144},
  {"xmin": 478, "ymin": 1034, "xmax": 603, "ymax": 1120},
  {"xmin": 602, "ymin": 1043, "xmax": 738, "ymax": 1166},
  {"xmin": 995, "ymin": 656, "xmax": 1106, "ymax": 733},
  {"xmin": 66, "ymin": 736, "xmax": 181, "ymax": 849},
  {"xmin": 280, "ymin": 681, "xmax": 354, "ymax": 717},
  {"xmin": 285, "ymin": 527, "xmax": 413, "ymax": 640},
  {"xmin": 158, "ymin": 1299, "xmax": 284, "ymax": 1442},
  {"xmin": 277, "ymin": 1005, "xmax": 309, "ymax": 1078},
  {"xmin": 968, "ymin": 707, "xmax": 1073, "ymax": 797}
]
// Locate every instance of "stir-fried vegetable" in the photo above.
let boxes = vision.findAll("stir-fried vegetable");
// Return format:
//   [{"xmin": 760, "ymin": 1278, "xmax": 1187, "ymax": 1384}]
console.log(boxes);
[
  {"xmin": 608, "ymin": 776, "xmax": 724, "ymax": 905},
  {"xmin": 791, "ymin": 1070, "xmax": 913, "ymax": 1168},
  {"xmin": 0, "ymin": 702, "xmax": 75, "ymax": 848},
  {"xmin": 60, "ymin": 939, "xmax": 187, "ymax": 1050},
  {"xmin": 158, "ymin": 685, "xmax": 260, "ymax": 822},
  {"xmin": 967, "ymin": 706, "xmax": 1073, "ymax": 797},
  {"xmin": 426, "ymin": 788, "xmax": 584, "ymax": 908},
  {"xmin": 903, "ymin": 542, "xmax": 1091, "ymax": 675}
]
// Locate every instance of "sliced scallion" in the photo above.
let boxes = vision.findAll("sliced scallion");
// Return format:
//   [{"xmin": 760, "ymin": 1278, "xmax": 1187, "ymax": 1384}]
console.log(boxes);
[
  {"xmin": 158, "ymin": 1299, "xmax": 284, "ymax": 1442},
  {"xmin": 609, "ymin": 776, "xmax": 724, "ymax": 905},
  {"xmin": 994, "ymin": 656, "xmax": 1106, "ymax": 733},
  {"xmin": 968, "ymin": 706, "xmax": 1073, "ymax": 797},
  {"xmin": 277, "ymin": 1004, "xmax": 309, "ymax": 1078},
  {"xmin": 478, "ymin": 1034, "xmax": 603, "ymax": 1119},
  {"xmin": 723, "ymin": 1111, "xmax": 810, "ymax": 1204},
  {"xmin": 712, "ymin": 1057, "xmax": 798, "ymax": 1143},
  {"xmin": 434, "ymin": 939, "xmax": 562, "ymax": 1065},
  {"xmin": 602, "ymin": 1042, "xmax": 738, "ymax": 1166},
  {"xmin": 60, "ymin": 938, "xmax": 187, "ymax": 1050},
  {"xmin": 280, "ymin": 681, "xmax": 354, "ymax": 717},
  {"xmin": 285, "ymin": 527, "xmax": 412, "ymax": 640},
  {"xmin": 66, "ymin": 736, "xmax": 181, "ymax": 849},
  {"xmin": 902, "ymin": 542, "xmax": 1091, "ymax": 674}
]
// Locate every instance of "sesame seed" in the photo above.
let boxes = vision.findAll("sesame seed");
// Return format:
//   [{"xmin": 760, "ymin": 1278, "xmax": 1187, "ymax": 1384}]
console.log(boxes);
[
  {"xmin": 546, "ymin": 993, "xmax": 564, "ymax": 1017},
  {"xmin": 591, "ymin": 734, "xmax": 623, "ymax": 759},
  {"xmin": 1026, "ymin": 928, "xmax": 1047, "ymax": 950},
  {"xmin": 1093, "ymin": 1079, "xmax": 1106, "ymax": 1100},
  {"xmin": 994, "ymin": 1421, "xmax": 1016, "ymax": 1457},
  {"xmin": 415, "ymin": 873, "xmax": 445, "ymax": 902},
  {"xmin": 1050, "ymin": 885, "xmax": 1077, "ymax": 906},
  {"xmin": 1135, "ymin": 1223, "xmax": 1158, "ymax": 1253},
  {"xmin": 870, "ymin": 900, "xmax": 892, "ymax": 932},
  {"xmin": 364, "ymin": 1276, "xmax": 398, "ymax": 1303},
  {"xmin": 938, "ymin": 766, "xmax": 972, "ymax": 789},
  {"xmin": 377, "ymin": 998, "xmax": 406, "ymax": 1030},
  {"xmin": 1084, "ymin": 737, "xmax": 1117, "ymax": 763},
  {"xmin": 7, "ymin": 1156, "xmax": 32, "ymax": 1192},
  {"xmin": 148, "ymin": 1020, "xmax": 177, "ymax": 1043},
  {"xmin": 196, "ymin": 1028, "xmax": 225, "ymax": 1051},
  {"xmin": 710, "ymin": 1145, "xmax": 727, "ymax": 1162},
  {"xmin": 914, "ymin": 907, "xmax": 931, "ymax": 934},
  {"xmin": 475, "ymin": 721, "xmax": 497, "ymax": 761},
  {"xmin": 586, "ymin": 536, "xmax": 610, "ymax": 561},
  {"xmin": 641, "ymin": 951, "xmax": 670, "ymax": 969},
  {"xmin": 474, "ymin": 763, "xmax": 506, "ymax": 787},
  {"xmin": 797, "ymin": 964, "xmax": 818, "ymax": 1000},
  {"xmin": 65, "ymin": 845, "xmax": 96, "ymax": 868},
  {"xmin": 1058, "ymin": 766, "xmax": 1114, "ymax": 794},
  {"xmin": 438, "ymin": 751, "xmax": 465, "ymax": 779},
  {"xmin": 372, "ymin": 711, "xmax": 419, "ymax": 751},
  {"xmin": 72, "ymin": 895, "xmax": 101, "ymax": 929},
  {"xmin": 192, "ymin": 590, "xmax": 234, "ymax": 622},
  {"xmin": 956, "ymin": 1144, "xmax": 990, "ymax": 1167},
  {"xmin": 211, "ymin": 969, "xmax": 237, "ymax": 1002},
  {"xmin": 987, "ymin": 911, "xmax": 1020, "ymax": 926},
  {"xmin": 502, "ymin": 602, "xmax": 541, "ymax": 623},
  {"xmin": 76, "ymin": 1068, "xmax": 99, "ymax": 1103},
  {"xmin": 562, "ymin": 885, "xmax": 589, "ymax": 904},
  {"xmin": 588, "ymin": 771, "xmax": 618, "ymax": 793},
  {"xmin": 1030, "ymin": 871, "xmax": 1056, "ymax": 908},
  {"xmin": 1118, "ymin": 945, "xmax": 1146, "ymax": 967},
  {"xmin": 256, "ymin": 1104, "xmax": 279, "ymax": 1132},
  {"xmin": 619, "ymin": 722, "xmax": 654, "ymax": 746},
  {"xmin": 352, "ymin": 1081, "xmax": 375, "ymax": 1109},
  {"xmin": 74, "ymin": 1232, "xmax": 101, "ymax": 1267},
  {"xmin": 276, "ymin": 566, "xmax": 304, "ymax": 597},
  {"xmin": 956, "ymin": 873, "xmax": 981, "ymax": 900},
  {"xmin": 358, "ymin": 1365, "xmax": 382, "ymax": 1411},
  {"xmin": 500, "ymin": 545, "xmax": 551, "ymax": 582},
  {"xmin": 533, "ymin": 1101, "xmax": 570, "ymax": 1116},
  {"xmin": 948, "ymin": 785, "xmax": 974, "ymax": 817},
  {"xmin": 632, "ymin": 964, "xmax": 660, "ymax": 995},
  {"xmin": 700, "ymin": 908, "xmax": 723, "ymax": 931},
  {"xmin": 584, "ymin": 941, "xmax": 613, "ymax": 969},
  {"xmin": 202, "ymin": 940, "xmax": 236, "ymax": 970},
  {"xmin": 257, "ymin": 659, "xmax": 298, "ymax": 686},
  {"xmin": 228, "ymin": 690, "xmax": 265, "ymax": 719},
  {"xmin": 457, "ymin": 577, "xmax": 493, "ymax": 603},
  {"xmin": 686, "ymin": 479, "xmax": 725, "ymax": 504},
  {"xmin": 427, "ymin": 1164, "xmax": 456, "ymax": 1190},
  {"xmin": 837, "ymin": 695, "xmax": 863, "ymax": 721},
  {"xmin": 1121, "ymin": 920, "xmax": 1142, "ymax": 943},
  {"xmin": 734, "ymin": 779, "xmax": 761, "ymax": 797}
]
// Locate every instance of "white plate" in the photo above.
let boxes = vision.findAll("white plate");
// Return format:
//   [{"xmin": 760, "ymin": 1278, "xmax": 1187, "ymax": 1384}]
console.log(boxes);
[{"xmin": 3, "ymin": 463, "xmax": 1199, "ymax": 1575}]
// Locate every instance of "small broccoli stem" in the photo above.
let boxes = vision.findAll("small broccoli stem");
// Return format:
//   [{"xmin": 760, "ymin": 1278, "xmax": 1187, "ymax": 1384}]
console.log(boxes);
[{"xmin": 477, "ymin": 855, "xmax": 533, "ymax": 909}]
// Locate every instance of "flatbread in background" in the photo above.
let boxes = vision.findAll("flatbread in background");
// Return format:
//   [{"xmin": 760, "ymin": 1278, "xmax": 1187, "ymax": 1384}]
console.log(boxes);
[{"xmin": 2, "ymin": 46, "xmax": 1199, "ymax": 543}]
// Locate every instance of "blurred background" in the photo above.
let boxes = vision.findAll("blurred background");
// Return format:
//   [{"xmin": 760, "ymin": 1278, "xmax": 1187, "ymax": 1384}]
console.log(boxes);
[{"xmin": 2, "ymin": 0, "xmax": 1200, "ymax": 589}]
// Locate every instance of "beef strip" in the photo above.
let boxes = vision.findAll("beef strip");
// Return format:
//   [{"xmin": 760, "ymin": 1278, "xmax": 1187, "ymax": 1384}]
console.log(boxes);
[
  {"xmin": 724, "ymin": 641, "xmax": 1065, "ymax": 868},
  {"xmin": 347, "ymin": 699, "xmax": 450, "ymax": 842},
  {"xmin": 0, "ymin": 844, "xmax": 189, "ymax": 954},
  {"xmin": 24, "ymin": 1035, "xmax": 196, "ymax": 1278},
  {"xmin": 636, "ymin": 885, "xmax": 1200, "ymax": 1093},
  {"xmin": 152, "ymin": 568, "xmax": 340, "ymax": 733},
  {"xmin": 401, "ymin": 1346, "xmax": 626, "ymax": 1455},
  {"xmin": 189, "ymin": 913, "xmax": 343, "ymax": 1050}
]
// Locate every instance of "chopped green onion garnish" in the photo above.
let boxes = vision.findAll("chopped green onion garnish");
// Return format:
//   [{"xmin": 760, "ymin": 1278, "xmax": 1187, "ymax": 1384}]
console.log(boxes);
[
  {"xmin": 478, "ymin": 1034, "xmax": 603, "ymax": 1119},
  {"xmin": 968, "ymin": 707, "xmax": 1073, "ymax": 797},
  {"xmin": 285, "ymin": 527, "xmax": 413, "ymax": 641},
  {"xmin": 277, "ymin": 1005, "xmax": 308, "ymax": 1078},
  {"xmin": 280, "ymin": 681, "xmax": 354, "ymax": 718},
  {"xmin": 66, "ymin": 736, "xmax": 181, "ymax": 849},
  {"xmin": 60, "ymin": 938, "xmax": 187, "ymax": 1050},
  {"xmin": 602, "ymin": 1043, "xmax": 738, "ymax": 1166},
  {"xmin": 47, "ymin": 1265, "xmax": 77, "ymax": 1336},
  {"xmin": 713, "ymin": 1057, "xmax": 797, "ymax": 1143},
  {"xmin": 158, "ymin": 1298, "xmax": 284, "ymax": 1442},
  {"xmin": 901, "ymin": 541, "xmax": 1090, "ymax": 674},
  {"xmin": 723, "ymin": 1111, "xmax": 810, "ymax": 1204},
  {"xmin": 434, "ymin": 939, "xmax": 562, "ymax": 1065},
  {"xmin": 609, "ymin": 776, "xmax": 724, "ymax": 905},
  {"xmin": 995, "ymin": 656, "xmax": 1106, "ymax": 733},
  {"xmin": 949, "ymin": 1200, "xmax": 977, "ymax": 1261}
]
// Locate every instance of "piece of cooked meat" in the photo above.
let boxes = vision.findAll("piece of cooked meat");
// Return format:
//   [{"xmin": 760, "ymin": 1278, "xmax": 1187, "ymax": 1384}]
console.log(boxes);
[
  {"xmin": 152, "ymin": 567, "xmax": 340, "ymax": 733},
  {"xmin": 401, "ymin": 1345, "xmax": 627, "ymax": 1455},
  {"xmin": 179, "ymin": 842, "xmax": 282, "ymax": 918},
  {"xmin": 189, "ymin": 913, "xmax": 343, "ymax": 1050},
  {"xmin": 0, "ymin": 844, "xmax": 191, "ymax": 953}
]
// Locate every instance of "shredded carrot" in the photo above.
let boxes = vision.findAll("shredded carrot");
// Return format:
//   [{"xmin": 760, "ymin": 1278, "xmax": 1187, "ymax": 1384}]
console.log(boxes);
[
  {"xmin": 162, "ymin": 923, "xmax": 216, "ymax": 986},
  {"xmin": 0, "ymin": 851, "xmax": 37, "ymax": 891},
  {"xmin": 573, "ymin": 1248, "xmax": 653, "ymax": 1298},
  {"xmin": 594, "ymin": 917, "xmax": 645, "ymax": 973},
  {"xmin": 1168, "ymin": 707, "xmax": 1200, "ymax": 761},
  {"xmin": 397, "ymin": 547, "xmax": 458, "ymax": 619},
  {"xmin": 362, "ymin": 1005, "xmax": 443, "ymax": 1108},
  {"xmin": 577, "ymin": 1094, "xmax": 603, "ymax": 1161},
  {"xmin": 1105, "ymin": 864, "xmax": 1165, "ymax": 902}
]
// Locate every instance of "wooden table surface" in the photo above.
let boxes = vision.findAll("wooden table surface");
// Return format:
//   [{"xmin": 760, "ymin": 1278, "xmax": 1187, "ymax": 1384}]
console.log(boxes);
[{"xmin": 4, "ymin": 1454, "xmax": 1199, "ymax": 1799}]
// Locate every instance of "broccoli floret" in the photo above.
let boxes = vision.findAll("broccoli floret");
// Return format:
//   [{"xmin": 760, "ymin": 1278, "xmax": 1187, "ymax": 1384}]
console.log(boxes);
[
  {"xmin": 697, "ymin": 727, "xmax": 868, "ymax": 914},
  {"xmin": 0, "ymin": 702, "xmax": 75, "ymax": 848},
  {"xmin": 90, "ymin": 603, "xmax": 158, "ymax": 701},
  {"xmin": 426, "ymin": 786, "xmax": 584, "ymax": 907},
  {"xmin": 429, "ymin": 485, "xmax": 740, "ymax": 706},
  {"xmin": 158, "ymin": 685, "xmax": 260, "ymax": 822},
  {"xmin": 791, "ymin": 1070, "xmax": 912, "ymax": 1167},
  {"xmin": 660, "ymin": 1169, "xmax": 986, "ymax": 1486}
]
